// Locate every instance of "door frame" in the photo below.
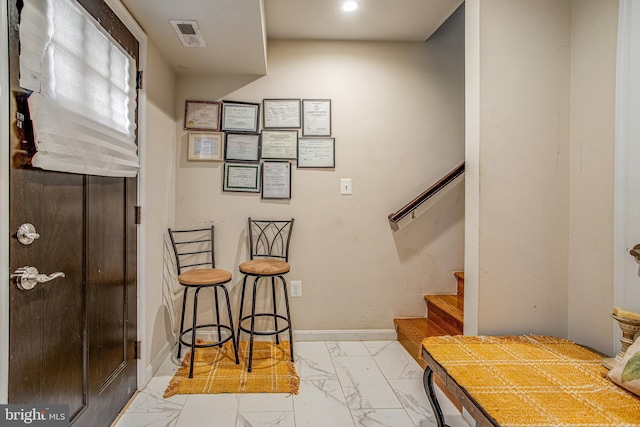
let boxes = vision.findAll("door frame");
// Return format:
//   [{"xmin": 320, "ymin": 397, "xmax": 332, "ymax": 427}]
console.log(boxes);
[
  {"xmin": 1, "ymin": 0, "xmax": 10, "ymax": 405},
  {"xmin": 0, "ymin": 0, "xmax": 149, "ymax": 402},
  {"xmin": 104, "ymin": 0, "xmax": 149, "ymax": 391}
]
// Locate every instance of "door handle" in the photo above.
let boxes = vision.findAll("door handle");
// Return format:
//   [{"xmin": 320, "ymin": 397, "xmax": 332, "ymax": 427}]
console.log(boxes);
[
  {"xmin": 16, "ymin": 223, "xmax": 40, "ymax": 245},
  {"xmin": 630, "ymin": 244, "xmax": 640, "ymax": 260},
  {"xmin": 11, "ymin": 266, "xmax": 65, "ymax": 291}
]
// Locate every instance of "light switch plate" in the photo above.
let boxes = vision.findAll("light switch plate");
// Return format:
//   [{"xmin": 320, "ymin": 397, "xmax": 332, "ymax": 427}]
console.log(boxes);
[{"xmin": 340, "ymin": 178, "xmax": 352, "ymax": 195}]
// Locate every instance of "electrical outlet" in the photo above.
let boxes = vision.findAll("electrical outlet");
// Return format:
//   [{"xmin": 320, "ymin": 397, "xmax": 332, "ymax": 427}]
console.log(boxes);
[{"xmin": 290, "ymin": 280, "xmax": 302, "ymax": 297}]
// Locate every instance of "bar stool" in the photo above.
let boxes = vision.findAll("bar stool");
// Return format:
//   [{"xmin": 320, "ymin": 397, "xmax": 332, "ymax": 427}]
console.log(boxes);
[
  {"xmin": 237, "ymin": 218, "xmax": 294, "ymax": 372},
  {"xmin": 168, "ymin": 226, "xmax": 239, "ymax": 378}
]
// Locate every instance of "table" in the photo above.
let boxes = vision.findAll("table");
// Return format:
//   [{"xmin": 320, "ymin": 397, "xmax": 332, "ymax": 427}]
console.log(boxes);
[{"xmin": 421, "ymin": 335, "xmax": 640, "ymax": 427}]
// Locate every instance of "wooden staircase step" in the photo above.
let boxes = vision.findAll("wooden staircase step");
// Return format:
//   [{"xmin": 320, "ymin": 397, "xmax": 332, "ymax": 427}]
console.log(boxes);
[
  {"xmin": 394, "ymin": 317, "xmax": 461, "ymax": 410},
  {"xmin": 394, "ymin": 272, "xmax": 465, "ymax": 410},
  {"xmin": 454, "ymin": 271, "xmax": 464, "ymax": 297},
  {"xmin": 394, "ymin": 318, "xmax": 448, "ymax": 369},
  {"xmin": 425, "ymin": 294, "xmax": 463, "ymax": 335},
  {"xmin": 425, "ymin": 294, "xmax": 464, "ymax": 320}
]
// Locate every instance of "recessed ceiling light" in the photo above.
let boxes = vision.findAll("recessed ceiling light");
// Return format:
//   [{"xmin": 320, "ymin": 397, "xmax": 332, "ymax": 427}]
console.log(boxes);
[{"xmin": 342, "ymin": 1, "xmax": 359, "ymax": 12}]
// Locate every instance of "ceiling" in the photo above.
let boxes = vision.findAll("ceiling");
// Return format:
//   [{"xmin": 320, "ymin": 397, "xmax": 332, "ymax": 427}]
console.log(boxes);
[{"xmin": 119, "ymin": 0, "xmax": 463, "ymax": 76}]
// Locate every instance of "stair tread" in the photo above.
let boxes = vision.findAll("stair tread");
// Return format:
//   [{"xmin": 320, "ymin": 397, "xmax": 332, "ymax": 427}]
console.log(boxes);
[
  {"xmin": 454, "ymin": 271, "xmax": 464, "ymax": 280},
  {"xmin": 394, "ymin": 317, "xmax": 449, "ymax": 344},
  {"xmin": 425, "ymin": 294, "xmax": 464, "ymax": 322},
  {"xmin": 427, "ymin": 294, "xmax": 463, "ymax": 307}
]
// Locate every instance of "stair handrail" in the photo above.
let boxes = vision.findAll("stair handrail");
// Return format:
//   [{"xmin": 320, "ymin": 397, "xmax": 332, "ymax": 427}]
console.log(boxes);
[{"xmin": 388, "ymin": 162, "xmax": 465, "ymax": 230}]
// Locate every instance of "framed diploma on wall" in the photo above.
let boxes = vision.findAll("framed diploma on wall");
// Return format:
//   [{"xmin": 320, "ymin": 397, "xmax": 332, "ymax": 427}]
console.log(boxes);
[
  {"xmin": 221, "ymin": 101, "xmax": 260, "ymax": 133},
  {"xmin": 302, "ymin": 99, "xmax": 331, "ymax": 136},
  {"xmin": 263, "ymin": 98, "xmax": 301, "ymax": 129},
  {"xmin": 187, "ymin": 132, "xmax": 224, "ymax": 161},
  {"xmin": 223, "ymin": 162, "xmax": 261, "ymax": 193},
  {"xmin": 224, "ymin": 132, "xmax": 261, "ymax": 162},
  {"xmin": 261, "ymin": 130, "xmax": 298, "ymax": 160},
  {"xmin": 184, "ymin": 100, "xmax": 221, "ymax": 131},
  {"xmin": 297, "ymin": 137, "xmax": 335, "ymax": 168},
  {"xmin": 262, "ymin": 161, "xmax": 292, "ymax": 199}
]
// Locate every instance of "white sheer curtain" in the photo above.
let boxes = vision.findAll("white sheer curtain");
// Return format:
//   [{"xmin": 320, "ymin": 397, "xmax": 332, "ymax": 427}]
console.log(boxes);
[{"xmin": 19, "ymin": 0, "xmax": 139, "ymax": 177}]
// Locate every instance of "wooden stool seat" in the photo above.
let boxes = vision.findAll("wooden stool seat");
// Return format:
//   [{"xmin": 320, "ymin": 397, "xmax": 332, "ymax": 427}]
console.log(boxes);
[
  {"xmin": 239, "ymin": 259, "xmax": 290, "ymax": 276},
  {"xmin": 178, "ymin": 268, "xmax": 232, "ymax": 286}
]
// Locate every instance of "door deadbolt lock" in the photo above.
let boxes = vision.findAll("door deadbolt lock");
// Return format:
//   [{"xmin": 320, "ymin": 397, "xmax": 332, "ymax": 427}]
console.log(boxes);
[
  {"xmin": 11, "ymin": 266, "xmax": 65, "ymax": 291},
  {"xmin": 16, "ymin": 223, "xmax": 40, "ymax": 245}
]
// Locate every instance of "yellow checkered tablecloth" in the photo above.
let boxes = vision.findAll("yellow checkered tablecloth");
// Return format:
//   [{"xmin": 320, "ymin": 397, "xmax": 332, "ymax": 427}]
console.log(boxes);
[{"xmin": 422, "ymin": 335, "xmax": 640, "ymax": 426}]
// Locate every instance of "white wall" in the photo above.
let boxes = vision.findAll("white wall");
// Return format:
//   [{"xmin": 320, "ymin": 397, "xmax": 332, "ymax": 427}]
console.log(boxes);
[
  {"xmin": 614, "ymin": 0, "xmax": 640, "ymax": 348},
  {"xmin": 466, "ymin": 0, "xmax": 619, "ymax": 355},
  {"xmin": 172, "ymin": 19, "xmax": 465, "ymax": 332},
  {"xmin": 464, "ymin": 0, "xmax": 480, "ymax": 337},
  {"xmin": 468, "ymin": 0, "xmax": 572, "ymax": 337},
  {"xmin": 141, "ymin": 40, "xmax": 178, "ymax": 378},
  {"xmin": 568, "ymin": 0, "xmax": 618, "ymax": 354}
]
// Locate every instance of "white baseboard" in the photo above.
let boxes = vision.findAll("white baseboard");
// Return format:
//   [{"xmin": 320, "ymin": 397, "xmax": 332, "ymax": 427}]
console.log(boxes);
[
  {"xmin": 292, "ymin": 329, "xmax": 397, "ymax": 341},
  {"xmin": 141, "ymin": 335, "xmax": 176, "ymax": 387}
]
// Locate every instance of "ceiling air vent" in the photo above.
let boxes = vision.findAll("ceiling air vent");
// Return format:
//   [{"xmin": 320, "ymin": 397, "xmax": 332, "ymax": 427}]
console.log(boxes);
[{"xmin": 170, "ymin": 20, "xmax": 207, "ymax": 48}]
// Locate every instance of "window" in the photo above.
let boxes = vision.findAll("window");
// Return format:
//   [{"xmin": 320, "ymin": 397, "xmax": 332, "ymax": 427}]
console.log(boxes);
[{"xmin": 19, "ymin": 0, "xmax": 138, "ymax": 177}]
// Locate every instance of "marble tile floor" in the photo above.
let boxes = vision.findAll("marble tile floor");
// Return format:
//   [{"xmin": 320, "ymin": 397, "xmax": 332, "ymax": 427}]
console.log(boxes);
[{"xmin": 113, "ymin": 340, "xmax": 469, "ymax": 427}]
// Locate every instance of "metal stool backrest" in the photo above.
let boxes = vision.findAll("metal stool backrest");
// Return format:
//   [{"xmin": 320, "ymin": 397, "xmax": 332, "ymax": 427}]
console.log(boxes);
[
  {"xmin": 247, "ymin": 218, "xmax": 294, "ymax": 262},
  {"xmin": 168, "ymin": 226, "xmax": 216, "ymax": 274}
]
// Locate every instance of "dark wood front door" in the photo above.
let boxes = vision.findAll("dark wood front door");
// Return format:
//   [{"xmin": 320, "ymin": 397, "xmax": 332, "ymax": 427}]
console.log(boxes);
[{"xmin": 7, "ymin": 1, "xmax": 138, "ymax": 425}]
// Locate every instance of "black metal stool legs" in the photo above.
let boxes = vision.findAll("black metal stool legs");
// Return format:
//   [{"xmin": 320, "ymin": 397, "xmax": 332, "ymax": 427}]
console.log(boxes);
[
  {"xmin": 177, "ymin": 287, "xmax": 189, "ymax": 358},
  {"xmin": 237, "ymin": 275, "xmax": 249, "ymax": 347},
  {"xmin": 178, "ymin": 284, "xmax": 239, "ymax": 379},
  {"xmin": 248, "ymin": 277, "xmax": 259, "ymax": 372},
  {"xmin": 221, "ymin": 286, "xmax": 240, "ymax": 365},
  {"xmin": 189, "ymin": 287, "xmax": 202, "ymax": 378},
  {"xmin": 279, "ymin": 275, "xmax": 294, "ymax": 361},
  {"xmin": 237, "ymin": 275, "xmax": 294, "ymax": 372},
  {"xmin": 213, "ymin": 287, "xmax": 222, "ymax": 348},
  {"xmin": 271, "ymin": 277, "xmax": 279, "ymax": 345}
]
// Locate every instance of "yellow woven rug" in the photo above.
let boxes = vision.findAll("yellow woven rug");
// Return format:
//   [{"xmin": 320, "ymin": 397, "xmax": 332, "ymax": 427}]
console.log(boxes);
[
  {"xmin": 163, "ymin": 341, "xmax": 299, "ymax": 397},
  {"xmin": 422, "ymin": 335, "xmax": 640, "ymax": 426}
]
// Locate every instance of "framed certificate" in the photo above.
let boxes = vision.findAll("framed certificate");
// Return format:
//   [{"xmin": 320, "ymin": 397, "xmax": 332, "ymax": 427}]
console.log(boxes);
[
  {"xmin": 261, "ymin": 130, "xmax": 298, "ymax": 160},
  {"xmin": 221, "ymin": 101, "xmax": 260, "ymax": 133},
  {"xmin": 184, "ymin": 100, "xmax": 221, "ymax": 131},
  {"xmin": 297, "ymin": 138, "xmax": 335, "ymax": 168},
  {"xmin": 187, "ymin": 132, "xmax": 224, "ymax": 161},
  {"xmin": 223, "ymin": 162, "xmax": 261, "ymax": 193},
  {"xmin": 224, "ymin": 132, "xmax": 260, "ymax": 162},
  {"xmin": 302, "ymin": 99, "xmax": 331, "ymax": 136},
  {"xmin": 262, "ymin": 161, "xmax": 292, "ymax": 200},
  {"xmin": 263, "ymin": 98, "xmax": 301, "ymax": 129}
]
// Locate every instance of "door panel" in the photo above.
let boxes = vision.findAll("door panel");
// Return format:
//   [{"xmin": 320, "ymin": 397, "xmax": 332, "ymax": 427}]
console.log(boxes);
[
  {"xmin": 40, "ymin": 172, "xmax": 84, "ymax": 415},
  {"xmin": 87, "ymin": 176, "xmax": 127, "ymax": 386},
  {"xmin": 7, "ymin": 0, "xmax": 138, "ymax": 425},
  {"xmin": 9, "ymin": 171, "xmax": 86, "ymax": 412}
]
